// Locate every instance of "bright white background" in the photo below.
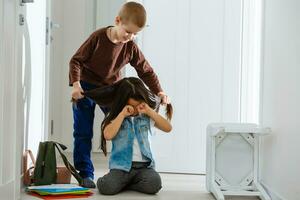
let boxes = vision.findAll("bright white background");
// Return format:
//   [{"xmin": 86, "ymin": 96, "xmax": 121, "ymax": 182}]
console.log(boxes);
[{"xmin": 1, "ymin": 0, "xmax": 300, "ymax": 199}]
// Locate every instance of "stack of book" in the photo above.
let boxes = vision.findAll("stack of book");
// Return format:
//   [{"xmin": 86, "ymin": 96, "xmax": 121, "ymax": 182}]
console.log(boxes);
[{"xmin": 26, "ymin": 184, "xmax": 93, "ymax": 199}]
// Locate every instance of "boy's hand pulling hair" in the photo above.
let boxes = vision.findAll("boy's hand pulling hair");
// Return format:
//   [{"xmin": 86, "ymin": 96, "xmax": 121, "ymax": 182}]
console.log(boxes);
[{"xmin": 158, "ymin": 92, "xmax": 170, "ymax": 105}]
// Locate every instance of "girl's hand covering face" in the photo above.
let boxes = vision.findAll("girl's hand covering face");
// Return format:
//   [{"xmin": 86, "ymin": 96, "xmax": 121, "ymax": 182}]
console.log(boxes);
[
  {"xmin": 136, "ymin": 102, "xmax": 150, "ymax": 114},
  {"xmin": 122, "ymin": 105, "xmax": 135, "ymax": 117}
]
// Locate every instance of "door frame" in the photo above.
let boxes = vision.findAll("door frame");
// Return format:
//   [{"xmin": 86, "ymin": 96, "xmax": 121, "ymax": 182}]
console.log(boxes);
[
  {"xmin": 44, "ymin": 0, "xmax": 51, "ymax": 141},
  {"xmin": 0, "ymin": 0, "xmax": 24, "ymax": 199}
]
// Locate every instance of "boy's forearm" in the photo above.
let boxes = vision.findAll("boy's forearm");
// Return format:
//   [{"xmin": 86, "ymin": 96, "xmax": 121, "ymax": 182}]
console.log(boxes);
[
  {"xmin": 147, "ymin": 109, "xmax": 172, "ymax": 132},
  {"xmin": 69, "ymin": 59, "xmax": 81, "ymax": 86},
  {"xmin": 131, "ymin": 44, "xmax": 163, "ymax": 94},
  {"xmin": 139, "ymin": 71, "xmax": 162, "ymax": 95},
  {"xmin": 104, "ymin": 113, "xmax": 125, "ymax": 140}
]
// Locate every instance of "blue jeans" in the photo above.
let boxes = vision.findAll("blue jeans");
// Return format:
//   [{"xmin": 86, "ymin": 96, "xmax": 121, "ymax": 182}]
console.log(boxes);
[{"xmin": 72, "ymin": 81, "xmax": 110, "ymax": 179}]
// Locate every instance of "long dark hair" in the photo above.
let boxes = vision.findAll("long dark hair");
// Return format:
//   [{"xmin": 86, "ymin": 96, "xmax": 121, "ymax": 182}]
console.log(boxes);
[{"xmin": 82, "ymin": 77, "xmax": 173, "ymax": 156}]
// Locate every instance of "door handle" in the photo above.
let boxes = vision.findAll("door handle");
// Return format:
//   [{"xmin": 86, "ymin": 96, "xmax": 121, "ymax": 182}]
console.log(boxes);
[
  {"xmin": 51, "ymin": 22, "xmax": 60, "ymax": 29},
  {"xmin": 22, "ymin": 0, "xmax": 34, "ymax": 3},
  {"xmin": 20, "ymin": 0, "xmax": 34, "ymax": 6},
  {"xmin": 19, "ymin": 14, "xmax": 25, "ymax": 26}
]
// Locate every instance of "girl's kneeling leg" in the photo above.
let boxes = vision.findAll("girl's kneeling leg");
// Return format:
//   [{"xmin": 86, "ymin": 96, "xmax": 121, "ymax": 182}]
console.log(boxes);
[
  {"xmin": 128, "ymin": 168, "xmax": 162, "ymax": 194},
  {"xmin": 97, "ymin": 169, "xmax": 130, "ymax": 195}
]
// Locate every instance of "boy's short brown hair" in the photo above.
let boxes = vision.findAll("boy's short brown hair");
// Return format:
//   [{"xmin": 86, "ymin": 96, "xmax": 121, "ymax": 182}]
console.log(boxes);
[{"xmin": 118, "ymin": 2, "xmax": 146, "ymax": 28}]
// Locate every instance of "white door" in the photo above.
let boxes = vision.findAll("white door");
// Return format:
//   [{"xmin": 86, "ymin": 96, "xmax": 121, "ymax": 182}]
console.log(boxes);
[
  {"xmin": 0, "ymin": 0, "xmax": 25, "ymax": 199},
  {"xmin": 126, "ymin": 0, "xmax": 243, "ymax": 174},
  {"xmin": 46, "ymin": 0, "xmax": 63, "ymax": 144}
]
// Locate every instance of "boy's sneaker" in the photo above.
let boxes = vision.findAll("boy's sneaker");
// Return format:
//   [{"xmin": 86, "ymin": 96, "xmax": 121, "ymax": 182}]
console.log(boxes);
[{"xmin": 81, "ymin": 177, "xmax": 96, "ymax": 188}]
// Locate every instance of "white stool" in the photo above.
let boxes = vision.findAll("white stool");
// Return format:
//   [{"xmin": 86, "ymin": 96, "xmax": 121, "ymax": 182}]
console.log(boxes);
[{"xmin": 206, "ymin": 123, "xmax": 271, "ymax": 200}]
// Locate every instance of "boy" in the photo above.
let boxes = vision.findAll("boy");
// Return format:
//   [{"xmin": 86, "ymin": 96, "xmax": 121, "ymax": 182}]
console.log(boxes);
[{"xmin": 69, "ymin": 2, "xmax": 169, "ymax": 188}]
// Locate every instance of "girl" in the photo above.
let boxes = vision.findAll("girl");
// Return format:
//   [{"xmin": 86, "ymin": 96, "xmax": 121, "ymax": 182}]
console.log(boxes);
[{"xmin": 84, "ymin": 77, "xmax": 173, "ymax": 195}]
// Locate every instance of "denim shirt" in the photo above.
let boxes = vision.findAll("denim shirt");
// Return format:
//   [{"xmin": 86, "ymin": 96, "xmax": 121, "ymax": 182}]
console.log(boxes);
[{"xmin": 109, "ymin": 114, "xmax": 155, "ymax": 172}]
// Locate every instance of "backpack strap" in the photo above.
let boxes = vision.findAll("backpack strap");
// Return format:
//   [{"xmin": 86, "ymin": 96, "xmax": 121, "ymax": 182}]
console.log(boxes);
[
  {"xmin": 23, "ymin": 150, "xmax": 35, "ymax": 186},
  {"xmin": 23, "ymin": 150, "xmax": 35, "ymax": 173},
  {"xmin": 53, "ymin": 142, "xmax": 83, "ymax": 185}
]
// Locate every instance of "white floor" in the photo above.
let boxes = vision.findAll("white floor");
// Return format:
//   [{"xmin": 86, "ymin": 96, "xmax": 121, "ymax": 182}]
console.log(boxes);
[{"xmin": 21, "ymin": 153, "xmax": 259, "ymax": 200}]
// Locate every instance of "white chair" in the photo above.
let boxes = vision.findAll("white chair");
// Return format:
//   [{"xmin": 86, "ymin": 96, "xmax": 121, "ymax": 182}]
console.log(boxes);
[{"xmin": 206, "ymin": 123, "xmax": 271, "ymax": 200}]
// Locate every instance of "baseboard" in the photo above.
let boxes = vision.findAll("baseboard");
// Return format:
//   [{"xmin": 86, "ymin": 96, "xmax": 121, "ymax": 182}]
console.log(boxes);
[{"xmin": 261, "ymin": 181, "xmax": 286, "ymax": 200}]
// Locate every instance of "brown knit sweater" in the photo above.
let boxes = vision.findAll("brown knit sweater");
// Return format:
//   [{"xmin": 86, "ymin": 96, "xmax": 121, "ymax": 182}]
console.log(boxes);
[{"xmin": 69, "ymin": 27, "xmax": 162, "ymax": 94}]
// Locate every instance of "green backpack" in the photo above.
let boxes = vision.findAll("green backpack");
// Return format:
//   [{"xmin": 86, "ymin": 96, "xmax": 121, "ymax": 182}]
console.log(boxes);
[{"xmin": 33, "ymin": 141, "xmax": 83, "ymax": 185}]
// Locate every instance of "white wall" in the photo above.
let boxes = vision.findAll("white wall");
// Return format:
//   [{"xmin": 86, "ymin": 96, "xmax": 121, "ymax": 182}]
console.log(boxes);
[
  {"xmin": 130, "ymin": 0, "xmax": 243, "ymax": 174},
  {"xmin": 96, "ymin": 0, "xmax": 125, "ymax": 28},
  {"xmin": 260, "ymin": 0, "xmax": 300, "ymax": 199},
  {"xmin": 240, "ymin": 0, "xmax": 262, "ymax": 124}
]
